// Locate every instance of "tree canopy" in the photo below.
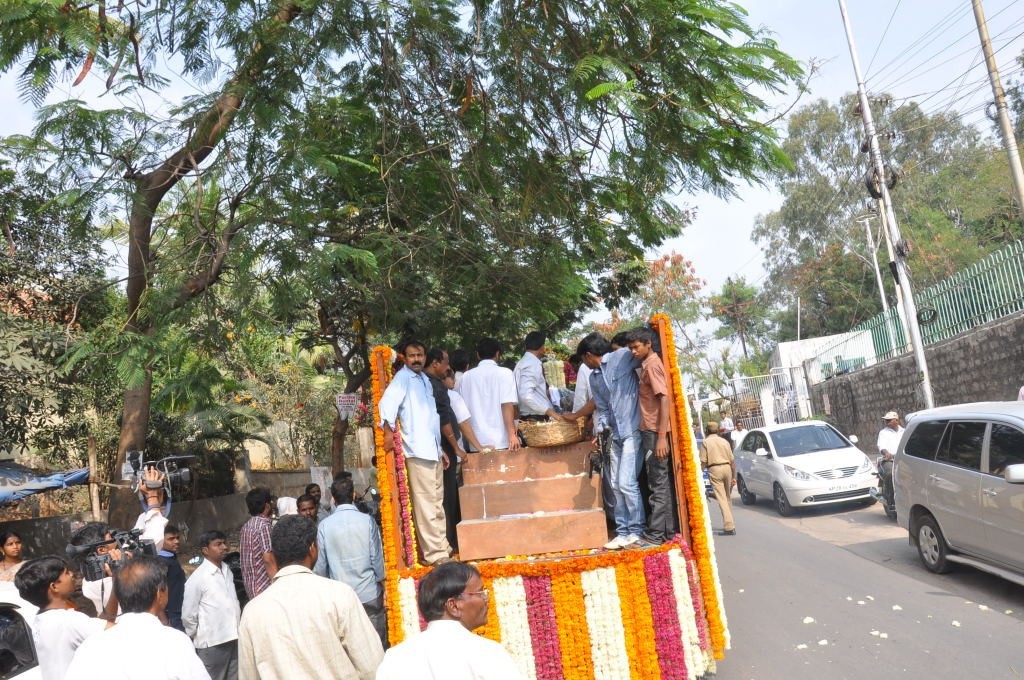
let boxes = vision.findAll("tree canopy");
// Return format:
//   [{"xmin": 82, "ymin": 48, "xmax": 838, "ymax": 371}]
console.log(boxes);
[{"xmin": 0, "ymin": 0, "xmax": 803, "ymax": 478}]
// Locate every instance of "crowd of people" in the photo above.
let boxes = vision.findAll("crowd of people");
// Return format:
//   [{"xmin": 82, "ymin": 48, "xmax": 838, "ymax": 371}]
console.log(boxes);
[
  {"xmin": 378, "ymin": 326, "xmax": 681, "ymax": 559},
  {"xmin": 13, "ymin": 475, "xmax": 526, "ymax": 680},
  {"xmin": 10, "ymin": 324, "xmax": 685, "ymax": 680}
]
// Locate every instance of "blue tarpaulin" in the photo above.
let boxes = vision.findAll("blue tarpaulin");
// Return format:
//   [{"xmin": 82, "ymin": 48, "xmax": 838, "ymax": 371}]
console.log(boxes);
[{"xmin": 0, "ymin": 462, "xmax": 89, "ymax": 505}]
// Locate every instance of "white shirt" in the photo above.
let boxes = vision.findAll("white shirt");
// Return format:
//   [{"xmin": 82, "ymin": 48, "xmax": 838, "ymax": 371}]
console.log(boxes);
[
  {"xmin": 1018, "ymin": 384, "xmax": 1024, "ymax": 401},
  {"xmin": 877, "ymin": 425, "xmax": 905, "ymax": 456},
  {"xmin": 513, "ymin": 352, "xmax": 553, "ymax": 416},
  {"xmin": 82, "ymin": 576, "xmax": 114, "ymax": 614},
  {"xmin": 457, "ymin": 360, "xmax": 518, "ymax": 450},
  {"xmin": 376, "ymin": 619, "xmax": 525, "ymax": 680},
  {"xmin": 449, "ymin": 389, "xmax": 471, "ymax": 425},
  {"xmin": 719, "ymin": 416, "xmax": 735, "ymax": 433},
  {"xmin": 730, "ymin": 429, "xmax": 746, "ymax": 450},
  {"xmin": 32, "ymin": 608, "xmax": 105, "ymax": 680},
  {"xmin": 378, "ymin": 366, "xmax": 442, "ymax": 461},
  {"xmin": 66, "ymin": 612, "xmax": 210, "ymax": 680},
  {"xmin": 134, "ymin": 507, "xmax": 169, "ymax": 553},
  {"xmin": 276, "ymin": 496, "xmax": 298, "ymax": 516},
  {"xmin": 573, "ymin": 363, "xmax": 593, "ymax": 412},
  {"xmin": 182, "ymin": 558, "xmax": 241, "ymax": 648}
]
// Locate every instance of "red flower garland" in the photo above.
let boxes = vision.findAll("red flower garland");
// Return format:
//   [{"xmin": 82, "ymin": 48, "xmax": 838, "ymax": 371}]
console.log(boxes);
[
  {"xmin": 643, "ymin": 552, "xmax": 688, "ymax": 680},
  {"xmin": 523, "ymin": 576, "xmax": 564, "ymax": 680}
]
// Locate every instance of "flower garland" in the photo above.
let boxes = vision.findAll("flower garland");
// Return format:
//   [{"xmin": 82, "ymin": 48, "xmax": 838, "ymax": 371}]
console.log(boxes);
[
  {"xmin": 643, "ymin": 552, "xmax": 688, "ymax": 680},
  {"xmin": 650, "ymin": 314, "xmax": 729, "ymax": 658},
  {"xmin": 370, "ymin": 346, "xmax": 404, "ymax": 645},
  {"xmin": 523, "ymin": 576, "xmax": 564, "ymax": 680},
  {"xmin": 550, "ymin": 571, "xmax": 594, "ymax": 680},
  {"xmin": 396, "ymin": 575, "xmax": 421, "ymax": 640},
  {"xmin": 614, "ymin": 561, "xmax": 660, "ymax": 680},
  {"xmin": 389, "ymin": 433, "xmax": 418, "ymax": 566},
  {"xmin": 580, "ymin": 567, "xmax": 630, "ymax": 678},
  {"xmin": 492, "ymin": 576, "xmax": 537, "ymax": 680},
  {"xmin": 670, "ymin": 547, "xmax": 713, "ymax": 678}
]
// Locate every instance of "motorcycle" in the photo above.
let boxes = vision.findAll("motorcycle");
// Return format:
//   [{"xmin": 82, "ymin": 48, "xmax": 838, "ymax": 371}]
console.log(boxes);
[{"xmin": 870, "ymin": 455, "xmax": 897, "ymax": 520}]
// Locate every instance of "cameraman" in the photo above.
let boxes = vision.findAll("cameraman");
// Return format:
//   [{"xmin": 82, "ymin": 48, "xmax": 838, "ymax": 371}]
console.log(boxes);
[
  {"xmin": 134, "ymin": 467, "xmax": 170, "ymax": 553},
  {"xmin": 69, "ymin": 522, "xmax": 124, "ymax": 617}
]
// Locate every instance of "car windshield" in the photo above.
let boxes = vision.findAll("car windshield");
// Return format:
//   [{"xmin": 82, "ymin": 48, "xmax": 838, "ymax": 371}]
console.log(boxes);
[{"xmin": 769, "ymin": 425, "xmax": 850, "ymax": 457}]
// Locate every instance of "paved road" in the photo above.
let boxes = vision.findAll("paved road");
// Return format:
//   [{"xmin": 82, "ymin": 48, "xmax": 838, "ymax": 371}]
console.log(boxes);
[{"xmin": 709, "ymin": 495, "xmax": 1024, "ymax": 679}]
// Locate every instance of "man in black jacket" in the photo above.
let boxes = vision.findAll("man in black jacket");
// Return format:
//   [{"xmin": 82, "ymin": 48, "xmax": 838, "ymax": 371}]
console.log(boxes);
[
  {"xmin": 159, "ymin": 523, "xmax": 187, "ymax": 630},
  {"xmin": 425, "ymin": 348, "xmax": 464, "ymax": 553}
]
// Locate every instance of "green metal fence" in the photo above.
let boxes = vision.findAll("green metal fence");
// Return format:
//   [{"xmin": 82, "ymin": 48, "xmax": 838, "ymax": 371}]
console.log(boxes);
[{"xmin": 806, "ymin": 240, "xmax": 1024, "ymax": 384}]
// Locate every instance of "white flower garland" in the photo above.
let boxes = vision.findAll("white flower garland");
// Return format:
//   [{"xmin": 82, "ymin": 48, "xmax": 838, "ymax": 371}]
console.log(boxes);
[
  {"xmin": 581, "ymin": 566, "xmax": 630, "ymax": 680},
  {"xmin": 397, "ymin": 576, "xmax": 420, "ymax": 640},
  {"xmin": 491, "ymin": 575, "xmax": 537, "ymax": 680},
  {"xmin": 669, "ymin": 548, "xmax": 711, "ymax": 680}
]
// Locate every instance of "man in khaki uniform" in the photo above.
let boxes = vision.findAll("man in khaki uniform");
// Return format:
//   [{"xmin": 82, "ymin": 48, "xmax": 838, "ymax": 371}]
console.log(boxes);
[{"xmin": 700, "ymin": 421, "xmax": 736, "ymax": 535}]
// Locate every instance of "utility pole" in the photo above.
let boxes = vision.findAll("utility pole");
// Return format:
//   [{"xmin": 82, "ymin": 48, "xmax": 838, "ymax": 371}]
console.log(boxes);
[
  {"xmin": 859, "ymin": 215, "xmax": 889, "ymax": 316},
  {"xmin": 972, "ymin": 0, "xmax": 1024, "ymax": 225},
  {"xmin": 838, "ymin": 0, "xmax": 935, "ymax": 408}
]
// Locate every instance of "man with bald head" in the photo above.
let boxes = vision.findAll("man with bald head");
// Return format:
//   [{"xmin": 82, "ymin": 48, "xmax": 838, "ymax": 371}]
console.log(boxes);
[{"xmin": 66, "ymin": 555, "xmax": 211, "ymax": 679}]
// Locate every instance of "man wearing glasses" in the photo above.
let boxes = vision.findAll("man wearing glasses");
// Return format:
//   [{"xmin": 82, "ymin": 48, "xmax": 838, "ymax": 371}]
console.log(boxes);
[{"xmin": 376, "ymin": 562, "xmax": 524, "ymax": 679}]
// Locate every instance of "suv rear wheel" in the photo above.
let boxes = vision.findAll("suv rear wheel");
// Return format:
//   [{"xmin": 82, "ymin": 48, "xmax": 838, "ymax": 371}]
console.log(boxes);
[{"xmin": 917, "ymin": 514, "xmax": 952, "ymax": 574}]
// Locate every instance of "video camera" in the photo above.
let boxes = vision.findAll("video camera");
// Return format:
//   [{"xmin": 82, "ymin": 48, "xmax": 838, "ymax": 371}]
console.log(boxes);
[
  {"xmin": 68, "ymin": 528, "xmax": 157, "ymax": 582},
  {"xmin": 124, "ymin": 451, "xmax": 195, "ymax": 501}
]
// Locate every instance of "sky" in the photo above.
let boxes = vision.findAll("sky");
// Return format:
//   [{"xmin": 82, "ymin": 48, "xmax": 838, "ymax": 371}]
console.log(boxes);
[
  {"xmin": 664, "ymin": 0, "xmax": 1024, "ymax": 297},
  {"xmin": 3, "ymin": 1, "xmax": 1024, "ymax": 308}
]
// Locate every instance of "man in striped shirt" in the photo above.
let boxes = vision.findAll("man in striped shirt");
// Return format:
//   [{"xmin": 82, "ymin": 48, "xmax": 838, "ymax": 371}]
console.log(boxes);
[{"xmin": 239, "ymin": 488, "xmax": 274, "ymax": 600}]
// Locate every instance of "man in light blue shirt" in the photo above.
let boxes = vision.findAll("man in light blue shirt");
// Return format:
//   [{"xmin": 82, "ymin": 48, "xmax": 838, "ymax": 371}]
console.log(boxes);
[
  {"xmin": 379, "ymin": 340, "xmax": 452, "ymax": 565},
  {"xmin": 314, "ymin": 476, "xmax": 386, "ymax": 645},
  {"xmin": 578, "ymin": 333, "xmax": 645, "ymax": 549}
]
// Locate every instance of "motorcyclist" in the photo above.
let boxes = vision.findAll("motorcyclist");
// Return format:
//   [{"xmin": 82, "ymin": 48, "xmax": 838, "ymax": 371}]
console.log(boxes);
[{"xmin": 874, "ymin": 410, "xmax": 904, "ymax": 518}]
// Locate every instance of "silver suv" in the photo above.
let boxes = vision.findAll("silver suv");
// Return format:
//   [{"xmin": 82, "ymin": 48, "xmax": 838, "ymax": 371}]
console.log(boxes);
[{"xmin": 894, "ymin": 402, "xmax": 1024, "ymax": 585}]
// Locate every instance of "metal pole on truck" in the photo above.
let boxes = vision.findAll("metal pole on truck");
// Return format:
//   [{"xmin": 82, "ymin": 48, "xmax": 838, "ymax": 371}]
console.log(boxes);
[{"xmin": 837, "ymin": 0, "xmax": 935, "ymax": 409}]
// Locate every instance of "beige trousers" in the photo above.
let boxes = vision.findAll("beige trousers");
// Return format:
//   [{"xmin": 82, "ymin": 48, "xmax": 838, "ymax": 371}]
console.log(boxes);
[
  {"xmin": 707, "ymin": 464, "xmax": 735, "ymax": 531},
  {"xmin": 405, "ymin": 456, "xmax": 452, "ymax": 564}
]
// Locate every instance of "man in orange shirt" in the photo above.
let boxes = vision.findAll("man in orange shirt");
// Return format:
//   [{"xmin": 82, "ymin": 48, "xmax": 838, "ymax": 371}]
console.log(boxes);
[{"xmin": 628, "ymin": 327, "xmax": 678, "ymax": 547}]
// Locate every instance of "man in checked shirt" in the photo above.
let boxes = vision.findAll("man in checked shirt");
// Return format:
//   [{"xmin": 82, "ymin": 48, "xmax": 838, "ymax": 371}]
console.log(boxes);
[{"xmin": 239, "ymin": 487, "xmax": 275, "ymax": 599}]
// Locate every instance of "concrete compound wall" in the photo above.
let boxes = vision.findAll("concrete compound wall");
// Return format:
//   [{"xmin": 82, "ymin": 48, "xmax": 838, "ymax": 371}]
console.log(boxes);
[{"xmin": 810, "ymin": 311, "xmax": 1024, "ymax": 454}]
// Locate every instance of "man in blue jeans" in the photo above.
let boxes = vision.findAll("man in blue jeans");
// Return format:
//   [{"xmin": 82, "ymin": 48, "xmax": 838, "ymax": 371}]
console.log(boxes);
[{"xmin": 575, "ymin": 332, "xmax": 645, "ymax": 549}]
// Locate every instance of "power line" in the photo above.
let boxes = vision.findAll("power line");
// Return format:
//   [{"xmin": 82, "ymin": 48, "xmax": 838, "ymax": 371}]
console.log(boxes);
[{"xmin": 865, "ymin": 0, "xmax": 903, "ymax": 76}]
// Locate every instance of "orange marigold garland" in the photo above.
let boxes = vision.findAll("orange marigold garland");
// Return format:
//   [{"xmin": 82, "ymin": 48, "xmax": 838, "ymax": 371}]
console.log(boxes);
[
  {"xmin": 551, "ymin": 572, "xmax": 594, "ymax": 680},
  {"xmin": 614, "ymin": 561, "xmax": 660, "ymax": 680},
  {"xmin": 651, "ymin": 314, "xmax": 730, "ymax": 657}
]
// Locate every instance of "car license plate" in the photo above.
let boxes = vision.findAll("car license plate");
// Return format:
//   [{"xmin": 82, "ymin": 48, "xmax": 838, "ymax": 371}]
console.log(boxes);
[{"xmin": 828, "ymin": 482, "xmax": 857, "ymax": 492}]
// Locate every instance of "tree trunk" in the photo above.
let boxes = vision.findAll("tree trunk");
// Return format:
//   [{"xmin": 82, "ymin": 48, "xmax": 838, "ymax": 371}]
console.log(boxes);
[
  {"xmin": 106, "ymin": 3, "xmax": 303, "ymax": 484},
  {"xmin": 331, "ymin": 415, "xmax": 348, "ymax": 477}
]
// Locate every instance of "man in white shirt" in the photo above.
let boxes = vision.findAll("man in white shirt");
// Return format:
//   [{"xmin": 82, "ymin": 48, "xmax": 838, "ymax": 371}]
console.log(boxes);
[
  {"xmin": 876, "ymin": 410, "xmax": 905, "ymax": 459},
  {"xmin": 379, "ymin": 339, "xmax": 451, "ymax": 566},
  {"xmin": 134, "ymin": 467, "xmax": 170, "ymax": 553},
  {"xmin": 376, "ymin": 561, "xmax": 524, "ymax": 680},
  {"xmin": 456, "ymin": 337, "xmax": 520, "ymax": 451},
  {"xmin": 512, "ymin": 331, "xmax": 562, "ymax": 421},
  {"xmin": 183, "ymin": 530, "xmax": 241, "ymax": 680},
  {"xmin": 238, "ymin": 515, "xmax": 383, "ymax": 680},
  {"xmin": 15, "ymin": 556, "xmax": 112, "ymax": 680},
  {"xmin": 66, "ymin": 555, "xmax": 211, "ymax": 680}
]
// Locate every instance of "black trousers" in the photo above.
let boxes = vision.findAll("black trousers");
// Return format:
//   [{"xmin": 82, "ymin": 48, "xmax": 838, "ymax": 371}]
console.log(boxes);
[
  {"xmin": 640, "ymin": 430, "xmax": 678, "ymax": 543},
  {"xmin": 600, "ymin": 435, "xmax": 616, "ymax": 535},
  {"xmin": 441, "ymin": 440, "xmax": 461, "ymax": 552}
]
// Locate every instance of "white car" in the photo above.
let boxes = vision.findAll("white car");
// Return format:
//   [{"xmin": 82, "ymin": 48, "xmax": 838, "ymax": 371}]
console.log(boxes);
[
  {"xmin": 894, "ymin": 402, "xmax": 1024, "ymax": 585},
  {"xmin": 734, "ymin": 421, "xmax": 877, "ymax": 516}
]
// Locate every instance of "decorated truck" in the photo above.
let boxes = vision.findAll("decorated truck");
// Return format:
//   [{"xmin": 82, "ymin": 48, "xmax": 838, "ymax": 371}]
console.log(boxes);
[{"xmin": 369, "ymin": 314, "xmax": 728, "ymax": 679}]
